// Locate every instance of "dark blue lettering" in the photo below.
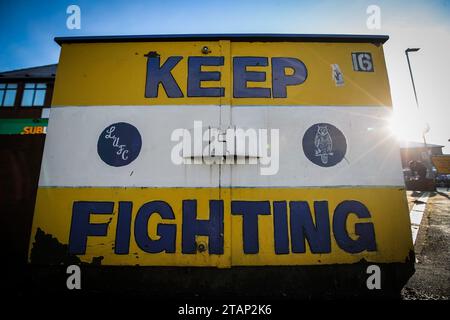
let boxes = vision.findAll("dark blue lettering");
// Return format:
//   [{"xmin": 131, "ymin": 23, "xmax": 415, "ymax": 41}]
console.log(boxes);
[
  {"xmin": 145, "ymin": 55, "xmax": 183, "ymax": 98},
  {"xmin": 69, "ymin": 201, "xmax": 113, "ymax": 255},
  {"xmin": 333, "ymin": 200, "xmax": 377, "ymax": 253},
  {"xmin": 182, "ymin": 200, "xmax": 224, "ymax": 254},
  {"xmin": 115, "ymin": 201, "xmax": 132, "ymax": 254},
  {"xmin": 233, "ymin": 57, "xmax": 271, "ymax": 98},
  {"xmin": 273, "ymin": 201, "xmax": 290, "ymax": 254},
  {"xmin": 134, "ymin": 201, "xmax": 176, "ymax": 253},
  {"xmin": 231, "ymin": 201, "xmax": 271, "ymax": 254},
  {"xmin": 188, "ymin": 56, "xmax": 224, "ymax": 97},
  {"xmin": 290, "ymin": 201, "xmax": 331, "ymax": 253},
  {"xmin": 272, "ymin": 57, "xmax": 307, "ymax": 98}
]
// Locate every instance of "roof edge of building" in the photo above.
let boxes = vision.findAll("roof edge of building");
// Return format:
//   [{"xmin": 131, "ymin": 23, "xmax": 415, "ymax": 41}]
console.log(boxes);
[
  {"xmin": 54, "ymin": 33, "xmax": 389, "ymax": 45},
  {"xmin": 0, "ymin": 63, "xmax": 58, "ymax": 79},
  {"xmin": 399, "ymin": 141, "xmax": 445, "ymax": 149}
]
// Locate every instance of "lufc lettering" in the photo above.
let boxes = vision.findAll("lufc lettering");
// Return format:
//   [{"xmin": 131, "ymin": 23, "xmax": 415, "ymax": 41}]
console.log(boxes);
[
  {"xmin": 68, "ymin": 200, "xmax": 376, "ymax": 256},
  {"xmin": 145, "ymin": 55, "xmax": 308, "ymax": 98}
]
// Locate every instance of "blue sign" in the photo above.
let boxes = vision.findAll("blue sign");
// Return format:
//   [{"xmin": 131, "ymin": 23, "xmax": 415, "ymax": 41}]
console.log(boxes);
[
  {"xmin": 97, "ymin": 122, "xmax": 142, "ymax": 167},
  {"xmin": 302, "ymin": 123, "xmax": 347, "ymax": 167}
]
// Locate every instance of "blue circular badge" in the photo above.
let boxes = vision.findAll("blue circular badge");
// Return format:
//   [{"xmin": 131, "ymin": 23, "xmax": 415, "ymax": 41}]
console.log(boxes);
[
  {"xmin": 302, "ymin": 123, "xmax": 347, "ymax": 167},
  {"xmin": 97, "ymin": 122, "xmax": 142, "ymax": 167}
]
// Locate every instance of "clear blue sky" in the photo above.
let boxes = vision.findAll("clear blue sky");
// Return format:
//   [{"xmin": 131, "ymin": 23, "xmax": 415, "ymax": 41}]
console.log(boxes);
[{"xmin": 1, "ymin": 0, "xmax": 449, "ymax": 150}]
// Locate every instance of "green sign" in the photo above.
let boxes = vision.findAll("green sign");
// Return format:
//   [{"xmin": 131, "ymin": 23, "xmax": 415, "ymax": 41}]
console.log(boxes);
[{"xmin": 0, "ymin": 118, "xmax": 48, "ymax": 135}]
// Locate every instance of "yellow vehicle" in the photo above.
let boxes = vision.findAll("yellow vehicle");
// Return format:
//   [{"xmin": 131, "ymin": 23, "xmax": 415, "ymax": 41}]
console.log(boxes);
[{"xmin": 29, "ymin": 34, "xmax": 414, "ymax": 297}]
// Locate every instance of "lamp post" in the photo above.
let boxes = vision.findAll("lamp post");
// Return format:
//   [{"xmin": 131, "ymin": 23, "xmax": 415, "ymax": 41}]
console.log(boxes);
[
  {"xmin": 405, "ymin": 48, "xmax": 428, "ymax": 145},
  {"xmin": 405, "ymin": 48, "xmax": 434, "ymax": 179},
  {"xmin": 405, "ymin": 48, "xmax": 420, "ymax": 109}
]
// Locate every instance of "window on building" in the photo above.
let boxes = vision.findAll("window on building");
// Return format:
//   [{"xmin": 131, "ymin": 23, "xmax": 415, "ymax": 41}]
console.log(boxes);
[
  {"xmin": 0, "ymin": 83, "xmax": 18, "ymax": 107},
  {"xmin": 21, "ymin": 83, "xmax": 47, "ymax": 107}
]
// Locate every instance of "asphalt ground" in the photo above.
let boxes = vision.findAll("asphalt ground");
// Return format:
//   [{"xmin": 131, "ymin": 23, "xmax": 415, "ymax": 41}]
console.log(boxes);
[{"xmin": 402, "ymin": 188, "xmax": 450, "ymax": 300}]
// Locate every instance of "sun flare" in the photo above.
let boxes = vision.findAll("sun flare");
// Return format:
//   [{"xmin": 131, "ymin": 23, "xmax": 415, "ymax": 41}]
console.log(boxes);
[{"xmin": 388, "ymin": 110, "xmax": 428, "ymax": 142}]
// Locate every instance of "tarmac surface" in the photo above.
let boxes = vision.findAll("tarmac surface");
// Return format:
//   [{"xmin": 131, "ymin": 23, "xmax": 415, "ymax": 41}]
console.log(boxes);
[{"xmin": 402, "ymin": 188, "xmax": 450, "ymax": 300}]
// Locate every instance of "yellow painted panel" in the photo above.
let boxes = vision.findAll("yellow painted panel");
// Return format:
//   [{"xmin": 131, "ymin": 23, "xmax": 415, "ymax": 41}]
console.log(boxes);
[
  {"xmin": 29, "ymin": 187, "xmax": 412, "ymax": 267},
  {"xmin": 230, "ymin": 42, "xmax": 392, "ymax": 106},
  {"xmin": 52, "ymin": 41, "xmax": 232, "ymax": 107},
  {"xmin": 52, "ymin": 41, "xmax": 391, "ymax": 106},
  {"xmin": 432, "ymin": 155, "xmax": 450, "ymax": 174},
  {"xmin": 229, "ymin": 187, "xmax": 411, "ymax": 266},
  {"xmin": 29, "ymin": 187, "xmax": 232, "ymax": 267}
]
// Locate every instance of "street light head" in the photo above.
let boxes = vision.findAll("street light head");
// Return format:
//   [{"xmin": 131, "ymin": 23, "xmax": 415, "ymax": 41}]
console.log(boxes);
[{"xmin": 406, "ymin": 48, "xmax": 420, "ymax": 53}]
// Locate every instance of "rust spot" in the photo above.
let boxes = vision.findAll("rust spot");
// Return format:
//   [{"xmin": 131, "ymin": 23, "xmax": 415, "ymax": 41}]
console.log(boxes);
[
  {"xmin": 30, "ymin": 228, "xmax": 111, "ymax": 266},
  {"xmin": 144, "ymin": 51, "xmax": 159, "ymax": 58},
  {"xmin": 91, "ymin": 256, "xmax": 104, "ymax": 265},
  {"xmin": 30, "ymin": 228, "xmax": 81, "ymax": 265}
]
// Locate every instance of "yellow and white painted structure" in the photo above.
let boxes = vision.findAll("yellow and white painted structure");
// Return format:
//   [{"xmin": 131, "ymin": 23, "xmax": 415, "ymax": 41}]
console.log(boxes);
[{"xmin": 29, "ymin": 35, "xmax": 413, "ymax": 268}]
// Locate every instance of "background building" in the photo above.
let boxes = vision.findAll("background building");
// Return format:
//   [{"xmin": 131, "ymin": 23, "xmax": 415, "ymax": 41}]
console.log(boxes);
[
  {"xmin": 399, "ymin": 141, "xmax": 444, "ymax": 190},
  {"xmin": 0, "ymin": 64, "xmax": 56, "ymax": 275}
]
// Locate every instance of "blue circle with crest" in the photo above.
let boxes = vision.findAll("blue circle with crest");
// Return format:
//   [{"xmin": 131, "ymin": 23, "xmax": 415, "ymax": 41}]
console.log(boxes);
[
  {"xmin": 302, "ymin": 123, "xmax": 347, "ymax": 167},
  {"xmin": 97, "ymin": 122, "xmax": 142, "ymax": 167}
]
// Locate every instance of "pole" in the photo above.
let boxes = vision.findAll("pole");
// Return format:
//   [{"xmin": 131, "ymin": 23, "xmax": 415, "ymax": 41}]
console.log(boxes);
[
  {"xmin": 405, "ymin": 48, "xmax": 434, "ymax": 180},
  {"xmin": 405, "ymin": 50, "xmax": 420, "ymax": 112}
]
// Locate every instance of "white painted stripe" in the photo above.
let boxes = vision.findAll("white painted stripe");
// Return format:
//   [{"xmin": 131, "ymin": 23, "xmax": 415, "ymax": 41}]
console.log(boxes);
[
  {"xmin": 410, "ymin": 192, "xmax": 430, "ymax": 244},
  {"xmin": 39, "ymin": 106, "xmax": 221, "ymax": 188},
  {"xmin": 39, "ymin": 105, "xmax": 405, "ymax": 188},
  {"xmin": 226, "ymin": 106, "xmax": 404, "ymax": 187},
  {"xmin": 410, "ymin": 209, "xmax": 425, "ymax": 225},
  {"xmin": 411, "ymin": 225, "xmax": 420, "ymax": 246}
]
